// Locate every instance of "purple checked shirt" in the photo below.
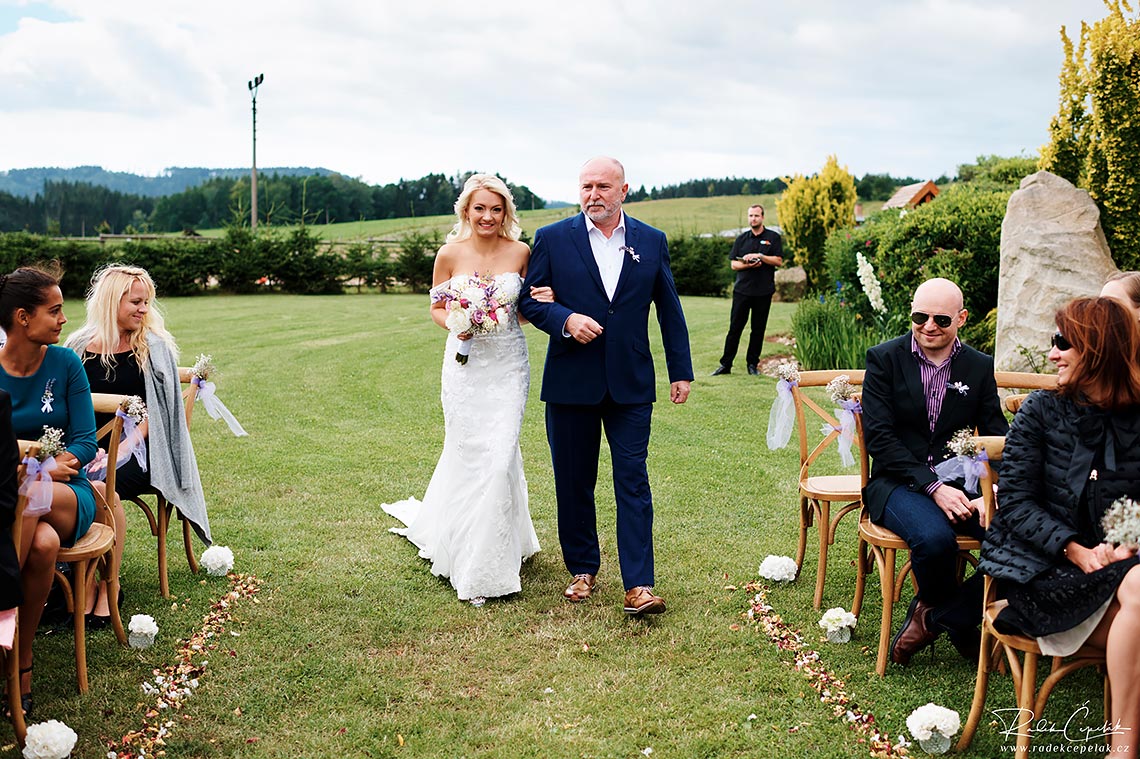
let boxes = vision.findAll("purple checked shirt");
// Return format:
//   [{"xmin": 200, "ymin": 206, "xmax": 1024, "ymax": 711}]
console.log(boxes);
[{"xmin": 911, "ymin": 334, "xmax": 963, "ymax": 495}]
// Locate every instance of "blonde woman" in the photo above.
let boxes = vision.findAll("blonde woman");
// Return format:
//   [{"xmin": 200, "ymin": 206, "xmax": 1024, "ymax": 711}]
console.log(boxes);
[
  {"xmin": 381, "ymin": 174, "xmax": 553, "ymax": 606},
  {"xmin": 65, "ymin": 266, "xmax": 211, "ymax": 594}
]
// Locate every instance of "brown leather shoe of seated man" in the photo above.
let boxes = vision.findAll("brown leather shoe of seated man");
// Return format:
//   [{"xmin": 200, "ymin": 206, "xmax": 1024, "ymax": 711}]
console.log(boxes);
[
  {"xmin": 623, "ymin": 586, "xmax": 666, "ymax": 615},
  {"xmin": 564, "ymin": 574, "xmax": 596, "ymax": 602},
  {"xmin": 890, "ymin": 596, "xmax": 939, "ymax": 665}
]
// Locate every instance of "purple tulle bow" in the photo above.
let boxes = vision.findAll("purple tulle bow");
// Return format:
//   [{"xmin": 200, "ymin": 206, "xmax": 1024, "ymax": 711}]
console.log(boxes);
[{"xmin": 19, "ymin": 455, "xmax": 56, "ymax": 516}]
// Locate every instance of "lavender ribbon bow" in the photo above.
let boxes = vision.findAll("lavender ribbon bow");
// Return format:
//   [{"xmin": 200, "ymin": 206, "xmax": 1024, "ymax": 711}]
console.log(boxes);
[
  {"xmin": 827, "ymin": 399, "xmax": 862, "ymax": 468},
  {"xmin": 19, "ymin": 455, "xmax": 56, "ymax": 516},
  {"xmin": 193, "ymin": 376, "xmax": 248, "ymax": 437},
  {"xmin": 934, "ymin": 448, "xmax": 989, "ymax": 493},
  {"xmin": 115, "ymin": 408, "xmax": 148, "ymax": 471},
  {"xmin": 766, "ymin": 379, "xmax": 797, "ymax": 450}
]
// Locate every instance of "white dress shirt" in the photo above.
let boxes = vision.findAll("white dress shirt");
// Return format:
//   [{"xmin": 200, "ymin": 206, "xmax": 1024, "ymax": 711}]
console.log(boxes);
[{"xmin": 584, "ymin": 211, "xmax": 627, "ymax": 301}]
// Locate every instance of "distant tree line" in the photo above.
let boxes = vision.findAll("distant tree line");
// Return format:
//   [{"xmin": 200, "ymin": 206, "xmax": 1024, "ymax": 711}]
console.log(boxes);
[
  {"xmin": 0, "ymin": 170, "xmax": 545, "ymax": 235},
  {"xmin": 624, "ymin": 172, "xmax": 931, "ymax": 204},
  {"xmin": 0, "ymin": 165, "xmax": 335, "ymax": 198}
]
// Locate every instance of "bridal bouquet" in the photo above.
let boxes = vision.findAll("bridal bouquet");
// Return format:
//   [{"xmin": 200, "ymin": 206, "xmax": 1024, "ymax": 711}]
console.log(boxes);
[
  {"xmin": 934, "ymin": 428, "xmax": 987, "ymax": 494},
  {"xmin": 20, "ymin": 426, "xmax": 65, "ymax": 517},
  {"xmin": 430, "ymin": 273, "xmax": 510, "ymax": 365}
]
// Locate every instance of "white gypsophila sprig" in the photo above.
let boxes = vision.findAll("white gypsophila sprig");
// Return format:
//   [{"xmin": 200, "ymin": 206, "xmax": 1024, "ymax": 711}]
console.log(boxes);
[
  {"xmin": 946, "ymin": 428, "xmax": 977, "ymax": 458},
  {"xmin": 775, "ymin": 361, "xmax": 801, "ymax": 384},
  {"xmin": 125, "ymin": 395, "xmax": 148, "ymax": 424},
  {"xmin": 22, "ymin": 720, "xmax": 78, "ymax": 759},
  {"xmin": 818, "ymin": 607, "xmax": 857, "ymax": 634},
  {"xmin": 1102, "ymin": 496, "xmax": 1140, "ymax": 546},
  {"xmin": 191, "ymin": 353, "xmax": 216, "ymax": 381},
  {"xmin": 36, "ymin": 426, "xmax": 65, "ymax": 461},
  {"xmin": 758, "ymin": 555, "xmax": 798, "ymax": 582},
  {"xmin": 825, "ymin": 375, "xmax": 856, "ymax": 405},
  {"xmin": 855, "ymin": 251, "xmax": 887, "ymax": 315},
  {"xmin": 200, "ymin": 545, "xmax": 235, "ymax": 576}
]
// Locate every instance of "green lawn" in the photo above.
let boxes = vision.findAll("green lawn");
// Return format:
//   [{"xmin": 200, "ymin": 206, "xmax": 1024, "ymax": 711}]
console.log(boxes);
[
  {"xmin": 195, "ymin": 196, "xmax": 886, "ymax": 242},
  {"xmin": 12, "ymin": 293, "xmax": 1101, "ymax": 758}
]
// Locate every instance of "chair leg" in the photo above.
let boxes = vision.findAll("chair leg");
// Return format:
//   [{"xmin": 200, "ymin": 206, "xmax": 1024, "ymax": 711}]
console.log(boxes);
[
  {"xmin": 956, "ymin": 624, "xmax": 994, "ymax": 750},
  {"xmin": 5, "ymin": 633, "xmax": 26, "ymax": 746},
  {"xmin": 813, "ymin": 499, "xmax": 831, "ymax": 610},
  {"xmin": 795, "ymin": 495, "xmax": 810, "ymax": 572},
  {"xmin": 105, "ymin": 558, "xmax": 126, "ymax": 647},
  {"xmin": 181, "ymin": 512, "xmax": 199, "ymax": 573},
  {"xmin": 1016, "ymin": 652, "xmax": 1039, "ymax": 752},
  {"xmin": 72, "ymin": 559, "xmax": 90, "ymax": 694},
  {"xmin": 852, "ymin": 536, "xmax": 868, "ymax": 618},
  {"xmin": 875, "ymin": 547, "xmax": 897, "ymax": 676},
  {"xmin": 157, "ymin": 501, "xmax": 171, "ymax": 598}
]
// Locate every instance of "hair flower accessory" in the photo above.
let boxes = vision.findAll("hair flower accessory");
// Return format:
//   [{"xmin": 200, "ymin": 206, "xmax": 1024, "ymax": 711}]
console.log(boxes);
[
  {"xmin": 948, "ymin": 381, "xmax": 969, "ymax": 396},
  {"xmin": 906, "ymin": 703, "xmax": 960, "ymax": 754},
  {"xmin": 620, "ymin": 245, "xmax": 639, "ymax": 263},
  {"xmin": 758, "ymin": 555, "xmax": 798, "ymax": 582}
]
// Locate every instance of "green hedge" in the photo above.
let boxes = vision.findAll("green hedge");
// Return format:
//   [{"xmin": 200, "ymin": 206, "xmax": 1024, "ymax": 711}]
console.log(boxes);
[{"xmin": 669, "ymin": 236, "xmax": 734, "ymax": 297}]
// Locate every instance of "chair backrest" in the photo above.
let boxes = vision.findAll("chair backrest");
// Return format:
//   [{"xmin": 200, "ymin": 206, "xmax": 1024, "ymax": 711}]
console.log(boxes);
[
  {"xmin": 973, "ymin": 435, "xmax": 1006, "ymax": 605},
  {"xmin": 1004, "ymin": 393, "xmax": 1030, "ymax": 415},
  {"xmin": 89, "ymin": 393, "xmax": 129, "ymax": 517},
  {"xmin": 791, "ymin": 370, "xmax": 865, "ymax": 474},
  {"xmin": 994, "ymin": 372, "xmax": 1058, "ymax": 392},
  {"xmin": 177, "ymin": 367, "xmax": 198, "ymax": 428}
]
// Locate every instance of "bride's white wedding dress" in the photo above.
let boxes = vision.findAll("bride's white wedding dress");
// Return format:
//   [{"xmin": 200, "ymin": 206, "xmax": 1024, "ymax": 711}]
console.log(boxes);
[{"xmin": 382, "ymin": 272, "xmax": 540, "ymax": 601}]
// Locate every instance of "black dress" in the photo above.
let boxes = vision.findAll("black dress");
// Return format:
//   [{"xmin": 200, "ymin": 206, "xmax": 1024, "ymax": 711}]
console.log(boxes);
[
  {"xmin": 82, "ymin": 350, "xmax": 151, "ymax": 500},
  {"xmin": 981, "ymin": 391, "xmax": 1140, "ymax": 638},
  {"xmin": 0, "ymin": 391, "xmax": 22, "ymax": 611}
]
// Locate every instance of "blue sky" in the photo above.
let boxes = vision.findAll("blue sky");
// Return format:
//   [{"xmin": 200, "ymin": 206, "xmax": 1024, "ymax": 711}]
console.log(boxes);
[{"xmin": 0, "ymin": 0, "xmax": 1112, "ymax": 202}]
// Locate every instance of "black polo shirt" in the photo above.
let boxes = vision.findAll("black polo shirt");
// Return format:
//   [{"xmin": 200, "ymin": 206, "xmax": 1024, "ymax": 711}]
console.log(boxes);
[{"xmin": 729, "ymin": 227, "xmax": 782, "ymax": 297}]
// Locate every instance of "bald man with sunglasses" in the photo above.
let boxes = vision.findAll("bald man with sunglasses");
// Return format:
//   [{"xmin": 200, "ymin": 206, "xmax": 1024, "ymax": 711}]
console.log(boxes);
[{"xmin": 861, "ymin": 277, "xmax": 1008, "ymax": 667}]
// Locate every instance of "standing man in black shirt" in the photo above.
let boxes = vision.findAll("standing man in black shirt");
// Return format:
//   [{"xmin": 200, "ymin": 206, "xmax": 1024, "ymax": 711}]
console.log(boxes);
[{"xmin": 711, "ymin": 204, "xmax": 783, "ymax": 376}]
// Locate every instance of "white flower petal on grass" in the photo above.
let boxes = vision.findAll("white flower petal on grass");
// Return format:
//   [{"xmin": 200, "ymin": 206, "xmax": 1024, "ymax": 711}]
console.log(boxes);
[
  {"xmin": 22, "ymin": 719, "xmax": 78, "ymax": 759},
  {"xmin": 201, "ymin": 545, "xmax": 235, "ymax": 576},
  {"xmin": 758, "ymin": 555, "xmax": 798, "ymax": 582}
]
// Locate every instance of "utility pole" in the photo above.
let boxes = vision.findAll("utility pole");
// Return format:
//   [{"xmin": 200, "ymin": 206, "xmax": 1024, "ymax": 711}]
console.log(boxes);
[{"xmin": 248, "ymin": 73, "xmax": 264, "ymax": 230}]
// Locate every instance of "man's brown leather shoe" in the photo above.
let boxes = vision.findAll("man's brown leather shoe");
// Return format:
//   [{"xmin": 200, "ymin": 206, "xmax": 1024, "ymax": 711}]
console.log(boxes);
[
  {"xmin": 623, "ymin": 586, "xmax": 666, "ymax": 615},
  {"xmin": 564, "ymin": 574, "xmax": 596, "ymax": 602},
  {"xmin": 890, "ymin": 596, "xmax": 939, "ymax": 665}
]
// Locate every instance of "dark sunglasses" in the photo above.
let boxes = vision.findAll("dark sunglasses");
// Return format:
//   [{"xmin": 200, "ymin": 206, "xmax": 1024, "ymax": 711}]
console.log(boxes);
[
  {"xmin": 911, "ymin": 311, "xmax": 954, "ymax": 329},
  {"xmin": 1051, "ymin": 332, "xmax": 1072, "ymax": 351}
]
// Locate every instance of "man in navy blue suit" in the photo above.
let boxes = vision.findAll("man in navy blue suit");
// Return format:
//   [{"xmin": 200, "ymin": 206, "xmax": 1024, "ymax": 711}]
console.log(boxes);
[{"xmin": 519, "ymin": 157, "xmax": 694, "ymax": 615}]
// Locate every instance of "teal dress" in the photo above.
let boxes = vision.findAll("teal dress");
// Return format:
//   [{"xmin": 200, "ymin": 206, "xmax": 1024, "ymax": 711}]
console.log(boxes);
[{"xmin": 0, "ymin": 345, "xmax": 97, "ymax": 546}]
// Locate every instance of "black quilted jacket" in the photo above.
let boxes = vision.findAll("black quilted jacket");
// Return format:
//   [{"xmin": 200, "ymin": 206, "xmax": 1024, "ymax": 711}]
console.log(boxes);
[{"xmin": 980, "ymin": 390, "xmax": 1140, "ymax": 583}]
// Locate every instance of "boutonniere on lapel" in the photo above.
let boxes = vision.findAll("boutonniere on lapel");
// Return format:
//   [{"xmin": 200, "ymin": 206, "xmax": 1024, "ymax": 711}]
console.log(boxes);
[
  {"xmin": 40, "ymin": 378, "xmax": 55, "ymax": 414},
  {"xmin": 620, "ymin": 245, "xmax": 639, "ymax": 263},
  {"xmin": 947, "ymin": 381, "xmax": 969, "ymax": 396}
]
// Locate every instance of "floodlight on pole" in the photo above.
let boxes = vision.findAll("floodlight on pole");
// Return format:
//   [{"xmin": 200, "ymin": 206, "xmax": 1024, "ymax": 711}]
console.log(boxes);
[{"xmin": 248, "ymin": 73, "xmax": 264, "ymax": 230}]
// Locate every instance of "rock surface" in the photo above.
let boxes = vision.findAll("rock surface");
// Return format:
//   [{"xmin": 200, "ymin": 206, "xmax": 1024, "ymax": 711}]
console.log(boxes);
[
  {"xmin": 995, "ymin": 171, "xmax": 1116, "ymax": 371},
  {"xmin": 774, "ymin": 265, "xmax": 807, "ymax": 302}
]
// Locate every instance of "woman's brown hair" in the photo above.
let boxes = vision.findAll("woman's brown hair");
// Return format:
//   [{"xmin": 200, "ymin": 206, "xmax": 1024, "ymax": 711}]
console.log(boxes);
[
  {"xmin": 1055, "ymin": 296, "xmax": 1140, "ymax": 409},
  {"xmin": 0, "ymin": 264, "xmax": 63, "ymax": 331}
]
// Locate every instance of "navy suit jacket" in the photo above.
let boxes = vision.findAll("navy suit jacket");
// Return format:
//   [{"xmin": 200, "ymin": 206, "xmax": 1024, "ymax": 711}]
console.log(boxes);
[
  {"xmin": 519, "ymin": 213, "xmax": 693, "ymax": 405},
  {"xmin": 861, "ymin": 335, "xmax": 1008, "ymax": 522}
]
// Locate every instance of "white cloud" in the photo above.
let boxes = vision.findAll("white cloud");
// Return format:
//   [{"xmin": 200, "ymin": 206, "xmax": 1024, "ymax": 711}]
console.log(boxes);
[{"xmin": 0, "ymin": 0, "xmax": 1110, "ymax": 201}]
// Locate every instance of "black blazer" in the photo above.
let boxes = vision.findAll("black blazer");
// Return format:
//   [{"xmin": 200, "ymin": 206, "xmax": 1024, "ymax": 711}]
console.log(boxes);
[
  {"xmin": 862, "ymin": 335, "xmax": 1008, "ymax": 522},
  {"xmin": 0, "ymin": 391, "xmax": 22, "ymax": 611}
]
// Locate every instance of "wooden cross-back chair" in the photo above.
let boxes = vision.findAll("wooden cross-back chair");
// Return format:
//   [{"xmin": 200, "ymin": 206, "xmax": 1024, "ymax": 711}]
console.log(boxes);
[
  {"xmin": 957, "ymin": 436, "xmax": 1109, "ymax": 753},
  {"xmin": 790, "ymin": 369, "xmax": 865, "ymax": 610},
  {"xmin": 130, "ymin": 366, "xmax": 201, "ymax": 597},
  {"xmin": 45, "ymin": 393, "xmax": 130, "ymax": 693},
  {"xmin": 3, "ymin": 457, "xmax": 28, "ymax": 746},
  {"xmin": 851, "ymin": 411, "xmax": 982, "ymax": 676}
]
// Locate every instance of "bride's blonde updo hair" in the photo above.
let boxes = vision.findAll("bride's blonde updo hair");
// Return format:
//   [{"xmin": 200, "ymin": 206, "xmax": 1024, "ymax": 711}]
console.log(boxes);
[{"xmin": 446, "ymin": 173, "xmax": 522, "ymax": 243}]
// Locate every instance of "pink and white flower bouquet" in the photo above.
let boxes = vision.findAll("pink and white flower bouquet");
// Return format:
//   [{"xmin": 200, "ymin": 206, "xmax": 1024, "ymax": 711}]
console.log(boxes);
[{"xmin": 431, "ymin": 273, "xmax": 511, "ymax": 364}]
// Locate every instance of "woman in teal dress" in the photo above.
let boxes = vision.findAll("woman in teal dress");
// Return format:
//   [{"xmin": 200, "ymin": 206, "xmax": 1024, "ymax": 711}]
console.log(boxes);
[{"xmin": 0, "ymin": 265, "xmax": 122, "ymax": 717}]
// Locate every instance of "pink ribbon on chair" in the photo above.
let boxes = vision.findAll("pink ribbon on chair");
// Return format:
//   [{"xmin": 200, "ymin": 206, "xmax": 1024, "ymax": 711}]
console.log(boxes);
[{"xmin": 19, "ymin": 455, "xmax": 56, "ymax": 516}]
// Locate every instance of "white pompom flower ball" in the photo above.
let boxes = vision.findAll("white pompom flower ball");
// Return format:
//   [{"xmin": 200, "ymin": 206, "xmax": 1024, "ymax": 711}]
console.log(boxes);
[
  {"xmin": 758, "ymin": 555, "xmax": 798, "ymax": 582},
  {"xmin": 201, "ymin": 545, "xmax": 235, "ymax": 576},
  {"xmin": 906, "ymin": 703, "xmax": 961, "ymax": 755},
  {"xmin": 128, "ymin": 613, "xmax": 159, "ymax": 649},
  {"xmin": 22, "ymin": 719, "xmax": 78, "ymax": 759}
]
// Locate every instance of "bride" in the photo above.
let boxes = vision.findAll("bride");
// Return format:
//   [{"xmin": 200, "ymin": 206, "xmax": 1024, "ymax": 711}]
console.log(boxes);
[{"xmin": 382, "ymin": 174, "xmax": 551, "ymax": 606}]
